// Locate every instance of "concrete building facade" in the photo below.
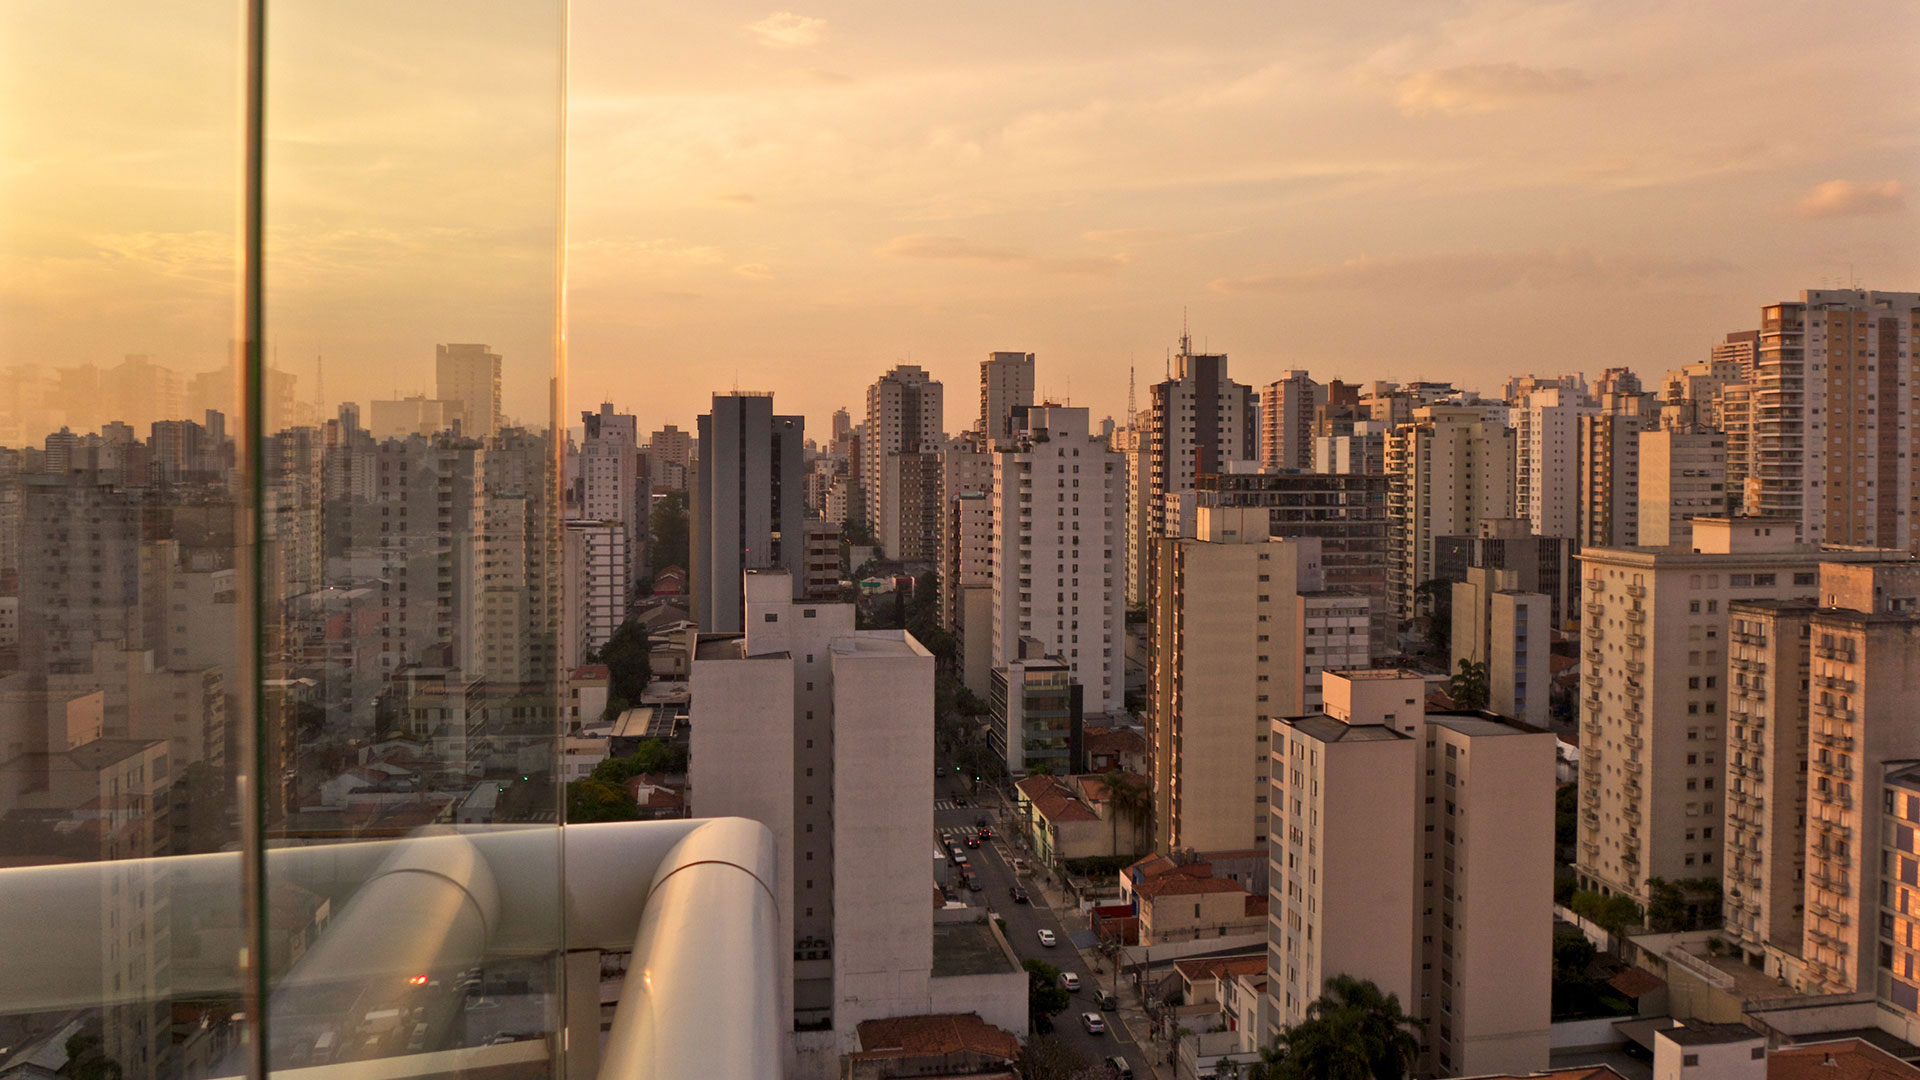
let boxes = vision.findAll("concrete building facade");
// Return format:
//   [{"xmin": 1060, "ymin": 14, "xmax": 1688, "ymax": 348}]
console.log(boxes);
[
  {"xmin": 692, "ymin": 392, "xmax": 806, "ymax": 633},
  {"xmin": 978, "ymin": 351, "xmax": 1035, "ymax": 445},
  {"xmin": 1259, "ymin": 371, "xmax": 1322, "ymax": 472}
]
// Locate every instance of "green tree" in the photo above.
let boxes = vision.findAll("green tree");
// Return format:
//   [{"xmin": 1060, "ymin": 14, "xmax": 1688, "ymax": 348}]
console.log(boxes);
[
  {"xmin": 1570, "ymin": 888, "xmax": 1642, "ymax": 934},
  {"xmin": 1552, "ymin": 924, "xmax": 1599, "ymax": 1001},
  {"xmin": 955, "ymin": 687, "xmax": 990, "ymax": 717},
  {"xmin": 1646, "ymin": 877, "xmax": 1723, "ymax": 932},
  {"xmin": 1101, "ymin": 770, "xmax": 1151, "ymax": 855},
  {"xmin": 1258, "ymin": 975, "xmax": 1422, "ymax": 1080},
  {"xmin": 59, "ymin": 1033, "xmax": 122, "ymax": 1080},
  {"xmin": 1554, "ymin": 782, "xmax": 1579, "ymax": 860},
  {"xmin": 566, "ymin": 778, "xmax": 638, "ymax": 823},
  {"xmin": 591, "ymin": 620, "xmax": 652, "ymax": 717},
  {"xmin": 1023, "ymin": 958, "xmax": 1072, "ymax": 1025},
  {"xmin": 591, "ymin": 740, "xmax": 688, "ymax": 785},
  {"xmin": 1448, "ymin": 658, "xmax": 1489, "ymax": 711},
  {"xmin": 1413, "ymin": 578, "xmax": 1453, "ymax": 656},
  {"xmin": 1015, "ymin": 1033, "xmax": 1089, "ymax": 1080},
  {"xmin": 649, "ymin": 491, "xmax": 689, "ymax": 578}
]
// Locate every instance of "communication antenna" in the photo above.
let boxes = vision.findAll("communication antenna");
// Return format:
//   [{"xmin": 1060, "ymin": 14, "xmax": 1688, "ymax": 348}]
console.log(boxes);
[{"xmin": 1126, "ymin": 365, "xmax": 1136, "ymax": 430}]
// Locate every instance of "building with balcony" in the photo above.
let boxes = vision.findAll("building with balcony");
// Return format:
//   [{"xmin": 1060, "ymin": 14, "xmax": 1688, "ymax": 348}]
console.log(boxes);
[
  {"xmin": 1386, "ymin": 406, "xmax": 1516, "ymax": 620},
  {"xmin": 1573, "ymin": 519, "xmax": 1896, "ymax": 908},
  {"xmin": 988, "ymin": 640, "xmax": 1081, "ymax": 777}
]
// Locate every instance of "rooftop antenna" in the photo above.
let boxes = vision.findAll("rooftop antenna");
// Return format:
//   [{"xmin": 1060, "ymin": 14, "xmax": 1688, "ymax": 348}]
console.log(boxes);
[
  {"xmin": 1180, "ymin": 307, "xmax": 1191, "ymax": 359},
  {"xmin": 1126, "ymin": 365, "xmax": 1136, "ymax": 430}
]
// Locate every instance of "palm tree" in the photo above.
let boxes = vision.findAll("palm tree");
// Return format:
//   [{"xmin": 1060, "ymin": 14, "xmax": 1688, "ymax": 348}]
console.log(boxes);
[{"xmin": 1100, "ymin": 770, "xmax": 1151, "ymax": 855}]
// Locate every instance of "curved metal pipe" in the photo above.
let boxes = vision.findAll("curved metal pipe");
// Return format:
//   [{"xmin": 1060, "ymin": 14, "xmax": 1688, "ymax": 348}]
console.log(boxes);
[{"xmin": 599, "ymin": 817, "xmax": 783, "ymax": 1080}]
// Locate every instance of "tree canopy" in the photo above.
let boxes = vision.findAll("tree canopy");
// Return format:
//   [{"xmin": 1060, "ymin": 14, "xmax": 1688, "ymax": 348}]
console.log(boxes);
[
  {"xmin": 592, "ymin": 620, "xmax": 652, "ymax": 716},
  {"xmin": 1251, "ymin": 975, "xmax": 1423, "ymax": 1080},
  {"xmin": 1023, "ymin": 958, "xmax": 1072, "ymax": 1024},
  {"xmin": 649, "ymin": 491, "xmax": 689, "ymax": 580}
]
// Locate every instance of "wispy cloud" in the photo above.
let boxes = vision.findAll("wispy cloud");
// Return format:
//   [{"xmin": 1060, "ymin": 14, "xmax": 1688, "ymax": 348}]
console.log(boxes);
[
  {"xmin": 1211, "ymin": 248, "xmax": 1731, "ymax": 294},
  {"xmin": 1394, "ymin": 62, "xmax": 1592, "ymax": 116},
  {"xmin": 877, "ymin": 233, "xmax": 1131, "ymax": 275},
  {"xmin": 746, "ymin": 11, "xmax": 826, "ymax": 49},
  {"xmin": 1792, "ymin": 179, "xmax": 1906, "ymax": 218},
  {"xmin": 733, "ymin": 262, "xmax": 772, "ymax": 279}
]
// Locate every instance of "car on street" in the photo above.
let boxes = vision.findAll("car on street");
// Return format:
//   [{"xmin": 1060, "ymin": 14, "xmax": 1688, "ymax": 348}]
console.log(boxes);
[
  {"xmin": 1080, "ymin": 1012, "xmax": 1106, "ymax": 1035},
  {"xmin": 1059, "ymin": 972, "xmax": 1080, "ymax": 991},
  {"xmin": 1036, "ymin": 929, "xmax": 1056, "ymax": 947},
  {"xmin": 977, "ymin": 827, "xmax": 993, "ymax": 840},
  {"xmin": 1096, "ymin": 990, "xmax": 1118, "ymax": 1010},
  {"xmin": 1105, "ymin": 1055, "xmax": 1134, "ymax": 1079},
  {"xmin": 952, "ymin": 852, "xmax": 968, "ymax": 868},
  {"xmin": 963, "ymin": 874, "xmax": 982, "ymax": 892},
  {"xmin": 1009, "ymin": 886, "xmax": 1030, "ymax": 904},
  {"xmin": 965, "ymin": 836, "xmax": 980, "ymax": 848}
]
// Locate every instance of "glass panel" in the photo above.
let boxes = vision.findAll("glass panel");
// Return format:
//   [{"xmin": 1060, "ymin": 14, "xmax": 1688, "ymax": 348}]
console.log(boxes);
[
  {"xmin": 0, "ymin": 3, "xmax": 250, "ymax": 1078},
  {"xmin": 257, "ymin": 0, "xmax": 567, "ymax": 1074}
]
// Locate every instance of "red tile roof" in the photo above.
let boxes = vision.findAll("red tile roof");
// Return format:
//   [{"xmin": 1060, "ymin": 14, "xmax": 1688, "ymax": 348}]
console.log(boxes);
[
  {"xmin": 1175, "ymin": 955, "xmax": 1266, "ymax": 982},
  {"xmin": 1769, "ymin": 1040, "xmax": 1920, "ymax": 1080},
  {"xmin": 1607, "ymin": 967, "xmax": 1666, "ymax": 999},
  {"xmin": 851, "ymin": 1012, "xmax": 1019, "ymax": 1062},
  {"xmin": 1017, "ymin": 774, "xmax": 1100, "ymax": 823}
]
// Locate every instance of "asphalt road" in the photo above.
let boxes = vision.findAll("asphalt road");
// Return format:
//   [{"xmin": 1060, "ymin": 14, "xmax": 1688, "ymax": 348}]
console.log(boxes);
[{"xmin": 935, "ymin": 772, "xmax": 1144, "ymax": 1078}]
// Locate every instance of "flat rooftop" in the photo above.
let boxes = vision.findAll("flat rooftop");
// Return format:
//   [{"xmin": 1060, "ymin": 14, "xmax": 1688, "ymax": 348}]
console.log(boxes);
[
  {"xmin": 1285, "ymin": 715, "xmax": 1407, "ymax": 743},
  {"xmin": 932, "ymin": 920, "xmax": 1020, "ymax": 978},
  {"xmin": 1429, "ymin": 714, "xmax": 1536, "ymax": 738},
  {"xmin": 831, "ymin": 630, "xmax": 930, "ymax": 658}
]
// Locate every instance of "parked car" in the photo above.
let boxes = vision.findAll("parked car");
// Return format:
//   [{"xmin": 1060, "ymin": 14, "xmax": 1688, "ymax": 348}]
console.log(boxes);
[
  {"xmin": 1081, "ymin": 1012, "xmax": 1106, "ymax": 1035},
  {"xmin": 965, "ymin": 876, "xmax": 983, "ymax": 892},
  {"xmin": 1105, "ymin": 1055, "xmax": 1134, "ymax": 1079},
  {"xmin": 1097, "ymin": 989, "xmax": 1118, "ymax": 1010},
  {"xmin": 1059, "ymin": 972, "xmax": 1080, "ymax": 991},
  {"xmin": 952, "ymin": 852, "xmax": 969, "ymax": 868},
  {"xmin": 1037, "ymin": 929, "xmax": 1057, "ymax": 947},
  {"xmin": 1009, "ymin": 886, "xmax": 1030, "ymax": 904}
]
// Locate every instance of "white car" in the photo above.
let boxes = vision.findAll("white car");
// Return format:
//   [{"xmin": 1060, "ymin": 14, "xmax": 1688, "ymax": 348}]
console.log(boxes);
[
  {"xmin": 1060, "ymin": 972, "xmax": 1080, "ymax": 991},
  {"xmin": 1036, "ymin": 929, "xmax": 1057, "ymax": 947},
  {"xmin": 1081, "ymin": 1012, "xmax": 1106, "ymax": 1035}
]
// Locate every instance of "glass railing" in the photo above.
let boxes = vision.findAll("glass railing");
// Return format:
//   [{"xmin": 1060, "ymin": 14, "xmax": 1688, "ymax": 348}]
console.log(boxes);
[{"xmin": 0, "ymin": 2, "xmax": 583, "ymax": 1076}]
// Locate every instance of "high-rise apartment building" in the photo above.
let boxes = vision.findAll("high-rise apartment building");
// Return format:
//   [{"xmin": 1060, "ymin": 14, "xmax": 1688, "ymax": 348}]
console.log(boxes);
[
  {"xmin": 690, "ymin": 572, "xmax": 948, "ymax": 1073},
  {"xmin": 1660, "ymin": 356, "xmax": 1744, "ymax": 433},
  {"xmin": 434, "ymin": 342, "xmax": 503, "ymax": 438},
  {"xmin": 692, "ymin": 393, "xmax": 805, "ymax": 633},
  {"xmin": 1713, "ymin": 329, "xmax": 1761, "ymax": 380},
  {"xmin": 1259, "ymin": 370, "xmax": 1322, "ymax": 471},
  {"xmin": 989, "ymin": 638, "xmax": 1081, "ymax": 777},
  {"xmin": 1149, "ymin": 509, "xmax": 1370, "ymax": 854},
  {"xmin": 1386, "ymin": 406, "xmax": 1516, "ymax": 618},
  {"xmin": 879, "ymin": 450, "xmax": 941, "ymax": 562},
  {"xmin": 561, "ymin": 520, "xmax": 629, "ymax": 672},
  {"xmin": 863, "ymin": 365, "xmax": 943, "ymax": 554},
  {"xmin": 939, "ymin": 439, "xmax": 996, "ymax": 696},
  {"xmin": 1264, "ymin": 670, "xmax": 1552, "ymax": 1077},
  {"xmin": 1450, "ymin": 565, "xmax": 1551, "ymax": 725},
  {"xmin": 979, "ymin": 351, "xmax": 1035, "ymax": 445},
  {"xmin": 1116, "ymin": 423, "xmax": 1152, "ymax": 607},
  {"xmin": 580, "ymin": 401, "xmax": 646, "ymax": 597},
  {"xmin": 989, "ymin": 406, "xmax": 1125, "ymax": 722},
  {"xmin": 1573, "ymin": 519, "xmax": 1893, "ymax": 906},
  {"xmin": 1578, "ymin": 380, "xmax": 1655, "ymax": 549},
  {"xmin": 643, "ymin": 422, "xmax": 693, "ymax": 492},
  {"xmin": 1752, "ymin": 289, "xmax": 1919, "ymax": 550},
  {"xmin": 1193, "ymin": 471, "xmax": 1391, "ymax": 657},
  {"xmin": 1638, "ymin": 430, "xmax": 1728, "ymax": 548},
  {"xmin": 1313, "ymin": 422, "xmax": 1388, "ymax": 475},
  {"xmin": 1145, "ymin": 335, "xmax": 1256, "ymax": 542},
  {"xmin": 1718, "ymin": 381, "xmax": 1754, "ymax": 514},
  {"xmin": 1513, "ymin": 386, "xmax": 1593, "ymax": 541}
]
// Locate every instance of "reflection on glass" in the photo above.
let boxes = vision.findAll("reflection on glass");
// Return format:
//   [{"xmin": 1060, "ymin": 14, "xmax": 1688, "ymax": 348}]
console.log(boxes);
[{"xmin": 0, "ymin": 1, "xmax": 565, "ymax": 1076}]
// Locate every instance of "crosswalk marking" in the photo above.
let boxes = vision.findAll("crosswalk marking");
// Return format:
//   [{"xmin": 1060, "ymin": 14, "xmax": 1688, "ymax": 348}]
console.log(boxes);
[{"xmin": 934, "ymin": 799, "xmax": 957, "ymax": 810}]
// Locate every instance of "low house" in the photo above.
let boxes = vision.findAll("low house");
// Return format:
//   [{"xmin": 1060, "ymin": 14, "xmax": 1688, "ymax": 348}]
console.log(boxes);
[
  {"xmin": 1135, "ymin": 873, "xmax": 1264, "ymax": 947},
  {"xmin": 650, "ymin": 565, "xmax": 687, "ymax": 597},
  {"xmin": 1082, "ymin": 726, "xmax": 1148, "ymax": 774},
  {"xmin": 626, "ymin": 773, "xmax": 687, "ymax": 820},
  {"xmin": 1014, "ymin": 772, "xmax": 1150, "ymax": 868},
  {"xmin": 843, "ymin": 1012, "xmax": 1018, "ymax": 1080}
]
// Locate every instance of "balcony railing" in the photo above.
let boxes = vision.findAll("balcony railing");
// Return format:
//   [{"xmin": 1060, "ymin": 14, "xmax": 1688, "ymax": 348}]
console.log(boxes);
[{"xmin": 0, "ymin": 817, "xmax": 783, "ymax": 1080}]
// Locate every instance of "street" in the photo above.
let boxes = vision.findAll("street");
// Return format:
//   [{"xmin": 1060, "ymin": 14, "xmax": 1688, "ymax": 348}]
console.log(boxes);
[{"xmin": 935, "ymin": 770, "xmax": 1148, "ymax": 1078}]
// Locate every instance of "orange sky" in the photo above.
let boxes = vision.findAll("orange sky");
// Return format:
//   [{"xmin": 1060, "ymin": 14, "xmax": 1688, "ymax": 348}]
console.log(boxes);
[{"xmin": 3, "ymin": 1, "xmax": 1916, "ymax": 440}]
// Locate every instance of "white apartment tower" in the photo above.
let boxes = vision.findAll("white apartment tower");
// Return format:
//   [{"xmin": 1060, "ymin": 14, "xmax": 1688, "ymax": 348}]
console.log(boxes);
[
  {"xmin": 1260, "ymin": 370, "xmax": 1323, "ymax": 471},
  {"xmin": 990, "ymin": 405, "xmax": 1126, "ymax": 717},
  {"xmin": 1385, "ymin": 406, "xmax": 1516, "ymax": 618},
  {"xmin": 1752, "ymin": 289, "xmax": 1919, "ymax": 551},
  {"xmin": 690, "ymin": 572, "xmax": 937, "ymax": 1074},
  {"xmin": 1265, "ymin": 670, "xmax": 1553, "ymax": 1077},
  {"xmin": 1514, "ymin": 386, "xmax": 1594, "ymax": 541},
  {"xmin": 580, "ymin": 401, "xmax": 646, "ymax": 596},
  {"xmin": 979, "ymin": 351, "xmax": 1035, "ymax": 445},
  {"xmin": 863, "ymin": 364, "xmax": 943, "ymax": 552},
  {"xmin": 1573, "ymin": 518, "xmax": 1894, "ymax": 906},
  {"xmin": 434, "ymin": 342, "xmax": 503, "ymax": 438}
]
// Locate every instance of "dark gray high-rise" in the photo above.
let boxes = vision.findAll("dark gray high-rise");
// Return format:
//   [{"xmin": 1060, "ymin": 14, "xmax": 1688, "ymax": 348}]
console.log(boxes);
[{"xmin": 692, "ymin": 392, "xmax": 805, "ymax": 633}]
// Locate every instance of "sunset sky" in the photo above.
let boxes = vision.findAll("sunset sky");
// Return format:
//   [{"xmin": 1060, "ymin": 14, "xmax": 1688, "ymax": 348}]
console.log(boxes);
[{"xmin": 4, "ymin": 0, "xmax": 1916, "ymax": 438}]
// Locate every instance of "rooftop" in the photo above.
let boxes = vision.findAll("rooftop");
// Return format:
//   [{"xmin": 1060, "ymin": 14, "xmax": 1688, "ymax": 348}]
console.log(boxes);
[
  {"xmin": 1135, "ymin": 874, "xmax": 1248, "ymax": 900},
  {"xmin": 1285, "ymin": 715, "xmax": 1407, "ymax": 744},
  {"xmin": 931, "ymin": 919, "xmax": 1020, "ymax": 977},
  {"xmin": 850, "ymin": 1012, "xmax": 1019, "ymax": 1063},
  {"xmin": 1656, "ymin": 1021, "xmax": 1760, "ymax": 1046},
  {"xmin": 1768, "ymin": 1039, "xmax": 1920, "ymax": 1080}
]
